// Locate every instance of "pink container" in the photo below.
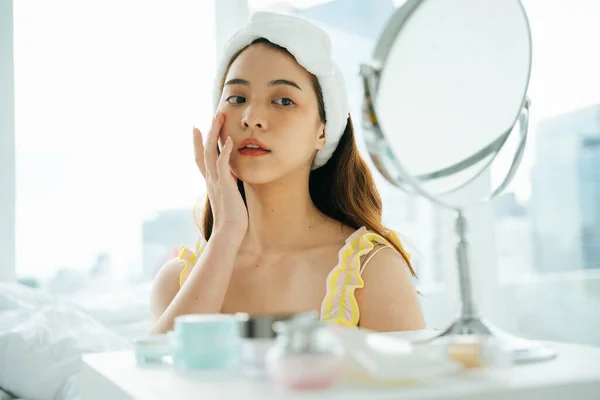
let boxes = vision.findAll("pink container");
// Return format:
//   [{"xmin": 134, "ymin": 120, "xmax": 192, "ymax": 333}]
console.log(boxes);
[
  {"xmin": 263, "ymin": 312, "xmax": 345, "ymax": 390},
  {"xmin": 266, "ymin": 353, "xmax": 344, "ymax": 389}
]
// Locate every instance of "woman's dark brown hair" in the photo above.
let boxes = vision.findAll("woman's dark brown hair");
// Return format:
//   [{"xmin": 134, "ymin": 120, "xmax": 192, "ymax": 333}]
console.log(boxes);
[{"xmin": 195, "ymin": 38, "xmax": 415, "ymax": 277}]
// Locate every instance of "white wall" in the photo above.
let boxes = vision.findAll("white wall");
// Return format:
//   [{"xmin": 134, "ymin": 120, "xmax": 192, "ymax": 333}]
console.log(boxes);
[{"xmin": 0, "ymin": 0, "xmax": 16, "ymax": 282}]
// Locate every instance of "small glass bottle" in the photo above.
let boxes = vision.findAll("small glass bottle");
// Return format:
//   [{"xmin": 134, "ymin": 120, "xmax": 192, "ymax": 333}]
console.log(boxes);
[
  {"xmin": 264, "ymin": 312, "xmax": 345, "ymax": 390},
  {"xmin": 235, "ymin": 313, "xmax": 294, "ymax": 379}
]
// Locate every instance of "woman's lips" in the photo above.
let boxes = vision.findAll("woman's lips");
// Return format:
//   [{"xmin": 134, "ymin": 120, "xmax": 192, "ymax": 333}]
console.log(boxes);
[
  {"xmin": 238, "ymin": 148, "xmax": 271, "ymax": 156},
  {"xmin": 238, "ymin": 138, "xmax": 271, "ymax": 151}
]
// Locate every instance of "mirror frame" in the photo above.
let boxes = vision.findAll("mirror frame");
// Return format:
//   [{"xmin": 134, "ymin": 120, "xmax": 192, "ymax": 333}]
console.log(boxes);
[{"xmin": 359, "ymin": 0, "xmax": 533, "ymax": 210}]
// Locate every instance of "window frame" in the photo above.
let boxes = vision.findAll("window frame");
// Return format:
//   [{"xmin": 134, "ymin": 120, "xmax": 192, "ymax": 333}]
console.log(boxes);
[{"xmin": 0, "ymin": 0, "xmax": 16, "ymax": 282}]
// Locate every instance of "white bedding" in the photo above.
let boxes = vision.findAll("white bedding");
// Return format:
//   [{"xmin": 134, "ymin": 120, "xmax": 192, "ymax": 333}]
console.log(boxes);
[
  {"xmin": 0, "ymin": 282, "xmax": 147, "ymax": 400},
  {"xmin": 59, "ymin": 281, "xmax": 153, "ymax": 341}
]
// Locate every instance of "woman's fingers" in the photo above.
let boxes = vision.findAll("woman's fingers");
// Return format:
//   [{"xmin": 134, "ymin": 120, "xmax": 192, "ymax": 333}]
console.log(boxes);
[
  {"xmin": 217, "ymin": 136, "xmax": 234, "ymax": 182},
  {"xmin": 193, "ymin": 126, "xmax": 206, "ymax": 178},
  {"xmin": 204, "ymin": 112, "xmax": 224, "ymax": 180}
]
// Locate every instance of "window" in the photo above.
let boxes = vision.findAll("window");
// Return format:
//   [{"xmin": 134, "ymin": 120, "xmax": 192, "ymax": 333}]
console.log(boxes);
[
  {"xmin": 13, "ymin": 1, "xmax": 217, "ymax": 294},
  {"xmin": 493, "ymin": 0, "xmax": 600, "ymax": 345}
]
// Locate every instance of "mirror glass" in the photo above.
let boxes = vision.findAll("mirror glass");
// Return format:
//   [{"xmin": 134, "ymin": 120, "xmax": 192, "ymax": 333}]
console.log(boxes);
[{"xmin": 371, "ymin": 0, "xmax": 532, "ymax": 197}]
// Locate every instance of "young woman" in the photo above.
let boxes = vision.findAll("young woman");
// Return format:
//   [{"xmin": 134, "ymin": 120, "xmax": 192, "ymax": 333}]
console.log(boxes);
[{"xmin": 150, "ymin": 11, "xmax": 425, "ymax": 334}]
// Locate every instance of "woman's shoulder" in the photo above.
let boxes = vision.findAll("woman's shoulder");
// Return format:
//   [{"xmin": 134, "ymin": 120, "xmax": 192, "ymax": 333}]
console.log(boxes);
[
  {"xmin": 150, "ymin": 257, "xmax": 185, "ymax": 315},
  {"xmin": 153, "ymin": 257, "xmax": 185, "ymax": 285},
  {"xmin": 335, "ymin": 225, "xmax": 411, "ymax": 271},
  {"xmin": 340, "ymin": 225, "xmax": 396, "ymax": 248}
]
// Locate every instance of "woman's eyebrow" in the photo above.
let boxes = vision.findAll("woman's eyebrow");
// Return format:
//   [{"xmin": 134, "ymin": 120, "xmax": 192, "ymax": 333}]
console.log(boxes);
[
  {"xmin": 268, "ymin": 79, "xmax": 302, "ymax": 91},
  {"xmin": 224, "ymin": 78, "xmax": 302, "ymax": 91},
  {"xmin": 224, "ymin": 78, "xmax": 249, "ymax": 86}
]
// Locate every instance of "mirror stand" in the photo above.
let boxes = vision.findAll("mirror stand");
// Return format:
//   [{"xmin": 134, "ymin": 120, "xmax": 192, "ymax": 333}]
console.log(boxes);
[
  {"xmin": 361, "ymin": 68, "xmax": 556, "ymax": 364},
  {"xmin": 433, "ymin": 209, "xmax": 558, "ymax": 364},
  {"xmin": 359, "ymin": 0, "xmax": 555, "ymax": 366}
]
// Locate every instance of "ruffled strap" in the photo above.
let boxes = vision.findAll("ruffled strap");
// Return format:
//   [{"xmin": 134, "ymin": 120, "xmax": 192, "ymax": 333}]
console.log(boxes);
[
  {"xmin": 320, "ymin": 227, "xmax": 410, "ymax": 327},
  {"xmin": 178, "ymin": 235, "xmax": 208, "ymax": 287}
]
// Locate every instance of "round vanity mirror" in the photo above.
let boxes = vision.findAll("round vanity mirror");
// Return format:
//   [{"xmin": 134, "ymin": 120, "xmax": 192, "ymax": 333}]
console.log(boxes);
[
  {"xmin": 362, "ymin": 0, "xmax": 531, "ymax": 206},
  {"xmin": 361, "ymin": 0, "xmax": 557, "ymax": 364}
]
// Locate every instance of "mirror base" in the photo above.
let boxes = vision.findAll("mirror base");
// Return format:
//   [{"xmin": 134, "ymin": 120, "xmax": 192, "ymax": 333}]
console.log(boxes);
[
  {"xmin": 440, "ymin": 210, "xmax": 558, "ymax": 365},
  {"xmin": 422, "ymin": 316, "xmax": 558, "ymax": 365}
]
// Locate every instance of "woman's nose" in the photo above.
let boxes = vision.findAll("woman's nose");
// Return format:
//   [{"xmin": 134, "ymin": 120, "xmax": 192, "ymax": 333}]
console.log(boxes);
[{"xmin": 241, "ymin": 105, "xmax": 268, "ymax": 130}]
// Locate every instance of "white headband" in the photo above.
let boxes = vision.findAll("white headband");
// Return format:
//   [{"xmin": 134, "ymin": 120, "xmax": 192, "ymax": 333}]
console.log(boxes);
[{"xmin": 212, "ymin": 11, "xmax": 350, "ymax": 170}]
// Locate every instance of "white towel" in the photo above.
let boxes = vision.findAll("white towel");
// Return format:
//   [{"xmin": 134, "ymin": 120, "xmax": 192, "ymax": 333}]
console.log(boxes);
[{"xmin": 213, "ymin": 11, "xmax": 350, "ymax": 170}]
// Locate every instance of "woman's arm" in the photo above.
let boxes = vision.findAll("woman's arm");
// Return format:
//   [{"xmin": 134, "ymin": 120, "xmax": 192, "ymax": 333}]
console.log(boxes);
[
  {"xmin": 355, "ymin": 247, "xmax": 426, "ymax": 332},
  {"xmin": 149, "ymin": 229, "xmax": 244, "ymax": 334},
  {"xmin": 149, "ymin": 114, "xmax": 249, "ymax": 334}
]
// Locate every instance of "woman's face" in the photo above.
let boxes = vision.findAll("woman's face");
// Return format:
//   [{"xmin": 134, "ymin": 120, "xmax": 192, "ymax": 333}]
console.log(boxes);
[{"xmin": 217, "ymin": 43, "xmax": 325, "ymax": 184}]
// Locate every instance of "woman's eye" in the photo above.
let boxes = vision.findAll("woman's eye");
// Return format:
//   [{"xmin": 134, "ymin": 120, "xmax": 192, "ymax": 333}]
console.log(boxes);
[
  {"xmin": 225, "ymin": 96, "xmax": 245, "ymax": 104},
  {"xmin": 273, "ymin": 98, "xmax": 294, "ymax": 106}
]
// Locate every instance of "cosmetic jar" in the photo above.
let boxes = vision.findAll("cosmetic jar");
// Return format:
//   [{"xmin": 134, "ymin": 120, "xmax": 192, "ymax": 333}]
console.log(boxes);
[
  {"xmin": 264, "ymin": 312, "xmax": 345, "ymax": 390},
  {"xmin": 235, "ymin": 313, "xmax": 296, "ymax": 379},
  {"xmin": 170, "ymin": 314, "xmax": 240, "ymax": 371},
  {"xmin": 434, "ymin": 334, "xmax": 511, "ymax": 369}
]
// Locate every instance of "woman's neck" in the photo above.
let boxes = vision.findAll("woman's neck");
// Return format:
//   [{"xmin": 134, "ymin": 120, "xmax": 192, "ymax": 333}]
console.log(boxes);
[{"xmin": 242, "ymin": 171, "xmax": 327, "ymax": 252}]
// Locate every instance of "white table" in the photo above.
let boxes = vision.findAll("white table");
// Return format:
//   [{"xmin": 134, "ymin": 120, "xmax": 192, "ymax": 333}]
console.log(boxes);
[{"xmin": 81, "ymin": 336, "xmax": 600, "ymax": 399}]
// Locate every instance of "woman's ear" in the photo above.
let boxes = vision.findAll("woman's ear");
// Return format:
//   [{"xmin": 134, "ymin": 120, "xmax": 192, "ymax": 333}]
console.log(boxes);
[{"xmin": 315, "ymin": 123, "xmax": 326, "ymax": 150}]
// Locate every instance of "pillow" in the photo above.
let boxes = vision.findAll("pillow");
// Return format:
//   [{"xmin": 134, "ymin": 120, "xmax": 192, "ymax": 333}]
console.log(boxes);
[
  {"xmin": 0, "ymin": 282, "xmax": 56, "ymax": 310},
  {"xmin": 0, "ymin": 283, "xmax": 132, "ymax": 400},
  {"xmin": 65, "ymin": 282, "xmax": 152, "ymax": 340}
]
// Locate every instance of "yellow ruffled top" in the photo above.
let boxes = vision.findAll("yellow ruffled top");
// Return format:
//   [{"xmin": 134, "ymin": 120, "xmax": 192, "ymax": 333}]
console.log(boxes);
[
  {"xmin": 177, "ymin": 235, "xmax": 207, "ymax": 288},
  {"xmin": 178, "ymin": 226, "xmax": 410, "ymax": 328}
]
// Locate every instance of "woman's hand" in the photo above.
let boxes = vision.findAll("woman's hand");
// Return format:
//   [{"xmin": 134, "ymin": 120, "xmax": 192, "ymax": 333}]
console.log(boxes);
[{"xmin": 193, "ymin": 112, "xmax": 248, "ymax": 238}]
